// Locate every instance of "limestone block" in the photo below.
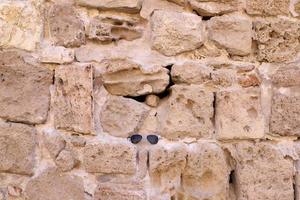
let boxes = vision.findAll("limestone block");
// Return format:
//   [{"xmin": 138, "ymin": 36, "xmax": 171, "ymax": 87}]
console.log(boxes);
[
  {"xmin": 94, "ymin": 182, "xmax": 146, "ymax": 200},
  {"xmin": 55, "ymin": 150, "xmax": 77, "ymax": 172},
  {"xmin": 270, "ymin": 93, "xmax": 300, "ymax": 136},
  {"xmin": 39, "ymin": 46, "xmax": 74, "ymax": 64},
  {"xmin": 227, "ymin": 142, "xmax": 294, "ymax": 200},
  {"xmin": 157, "ymin": 85, "xmax": 214, "ymax": 140},
  {"xmin": 211, "ymin": 68, "xmax": 236, "ymax": 87},
  {"xmin": 25, "ymin": 169, "xmax": 84, "ymax": 200},
  {"xmin": 0, "ymin": 121, "xmax": 36, "ymax": 175},
  {"xmin": 0, "ymin": 51, "xmax": 53, "ymax": 124},
  {"xmin": 207, "ymin": 14, "xmax": 252, "ymax": 56},
  {"xmin": 101, "ymin": 59, "xmax": 169, "ymax": 96},
  {"xmin": 271, "ymin": 65, "xmax": 300, "ymax": 87},
  {"xmin": 246, "ymin": 0, "xmax": 290, "ymax": 16},
  {"xmin": 47, "ymin": 4, "xmax": 85, "ymax": 47},
  {"xmin": 88, "ymin": 15, "xmax": 143, "ymax": 43},
  {"xmin": 254, "ymin": 18, "xmax": 300, "ymax": 62},
  {"xmin": 216, "ymin": 88, "xmax": 265, "ymax": 139},
  {"xmin": 188, "ymin": 0, "xmax": 239, "ymax": 16},
  {"xmin": 83, "ymin": 141, "xmax": 137, "ymax": 174},
  {"xmin": 43, "ymin": 129, "xmax": 66, "ymax": 159},
  {"xmin": 145, "ymin": 94, "xmax": 160, "ymax": 107},
  {"xmin": 0, "ymin": 1, "xmax": 42, "ymax": 51},
  {"xmin": 150, "ymin": 10, "xmax": 204, "ymax": 56},
  {"xmin": 76, "ymin": 0, "xmax": 143, "ymax": 13},
  {"xmin": 171, "ymin": 62, "xmax": 212, "ymax": 85},
  {"xmin": 182, "ymin": 141, "xmax": 230, "ymax": 200},
  {"xmin": 100, "ymin": 96, "xmax": 150, "ymax": 137},
  {"xmin": 54, "ymin": 64, "xmax": 93, "ymax": 134}
]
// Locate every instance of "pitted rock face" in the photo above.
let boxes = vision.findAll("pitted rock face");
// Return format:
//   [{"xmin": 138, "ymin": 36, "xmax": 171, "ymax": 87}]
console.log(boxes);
[
  {"xmin": 0, "ymin": 51, "xmax": 53, "ymax": 124},
  {"xmin": 245, "ymin": 0, "xmax": 290, "ymax": 16},
  {"xmin": 188, "ymin": 0, "xmax": 239, "ymax": 16}
]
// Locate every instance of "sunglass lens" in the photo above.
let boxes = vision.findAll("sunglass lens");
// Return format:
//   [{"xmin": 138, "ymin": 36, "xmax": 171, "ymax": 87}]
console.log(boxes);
[
  {"xmin": 129, "ymin": 134, "xmax": 142, "ymax": 144},
  {"xmin": 147, "ymin": 135, "xmax": 159, "ymax": 144}
]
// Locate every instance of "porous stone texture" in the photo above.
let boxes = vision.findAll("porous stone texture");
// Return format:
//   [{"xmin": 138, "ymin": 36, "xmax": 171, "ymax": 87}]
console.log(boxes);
[
  {"xmin": 150, "ymin": 10, "xmax": 204, "ymax": 56},
  {"xmin": 0, "ymin": 121, "xmax": 36, "ymax": 175},
  {"xmin": 0, "ymin": 51, "xmax": 53, "ymax": 124},
  {"xmin": 54, "ymin": 64, "xmax": 93, "ymax": 134},
  {"xmin": 2, "ymin": 0, "xmax": 300, "ymax": 199}
]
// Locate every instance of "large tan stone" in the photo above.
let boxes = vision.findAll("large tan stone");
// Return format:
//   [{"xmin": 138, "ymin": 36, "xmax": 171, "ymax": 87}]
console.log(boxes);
[
  {"xmin": 39, "ymin": 45, "xmax": 74, "ymax": 64},
  {"xmin": 88, "ymin": 15, "xmax": 143, "ymax": 43},
  {"xmin": 76, "ymin": 0, "xmax": 143, "ymax": 13},
  {"xmin": 101, "ymin": 59, "xmax": 169, "ymax": 96},
  {"xmin": 207, "ymin": 14, "xmax": 252, "ymax": 56},
  {"xmin": 100, "ymin": 96, "xmax": 150, "ymax": 137},
  {"xmin": 0, "ymin": 121, "xmax": 36, "ymax": 175},
  {"xmin": 0, "ymin": 1, "xmax": 42, "ymax": 51},
  {"xmin": 254, "ymin": 18, "xmax": 300, "ymax": 62},
  {"xmin": 157, "ymin": 85, "xmax": 214, "ymax": 140},
  {"xmin": 246, "ymin": 0, "xmax": 290, "ymax": 16},
  {"xmin": 188, "ymin": 0, "xmax": 239, "ymax": 16},
  {"xmin": 227, "ymin": 142, "xmax": 294, "ymax": 200},
  {"xmin": 83, "ymin": 141, "xmax": 137, "ymax": 174},
  {"xmin": 271, "ymin": 65, "xmax": 300, "ymax": 87},
  {"xmin": 54, "ymin": 64, "xmax": 93, "ymax": 134},
  {"xmin": 94, "ymin": 182, "xmax": 146, "ymax": 200},
  {"xmin": 215, "ymin": 88, "xmax": 265, "ymax": 139},
  {"xmin": 25, "ymin": 169, "xmax": 84, "ymax": 200},
  {"xmin": 47, "ymin": 4, "xmax": 85, "ymax": 47},
  {"xmin": 270, "ymin": 93, "xmax": 300, "ymax": 136},
  {"xmin": 150, "ymin": 10, "xmax": 204, "ymax": 56},
  {"xmin": 0, "ymin": 51, "xmax": 53, "ymax": 124},
  {"xmin": 182, "ymin": 141, "xmax": 230, "ymax": 200}
]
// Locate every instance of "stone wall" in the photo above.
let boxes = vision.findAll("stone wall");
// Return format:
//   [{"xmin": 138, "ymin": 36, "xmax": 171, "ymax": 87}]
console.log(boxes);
[{"xmin": 0, "ymin": 0, "xmax": 300, "ymax": 199}]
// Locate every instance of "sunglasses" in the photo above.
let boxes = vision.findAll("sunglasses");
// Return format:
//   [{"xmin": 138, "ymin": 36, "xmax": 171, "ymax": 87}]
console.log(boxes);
[{"xmin": 128, "ymin": 134, "xmax": 160, "ymax": 145}]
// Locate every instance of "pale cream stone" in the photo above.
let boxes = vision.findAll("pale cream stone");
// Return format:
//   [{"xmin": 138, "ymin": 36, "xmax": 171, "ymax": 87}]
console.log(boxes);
[
  {"xmin": 83, "ymin": 141, "xmax": 137, "ymax": 174},
  {"xmin": 246, "ymin": 0, "xmax": 290, "ymax": 16},
  {"xmin": 216, "ymin": 88, "xmax": 265, "ymax": 139},
  {"xmin": 0, "ymin": 1, "xmax": 42, "ymax": 51},
  {"xmin": 145, "ymin": 94, "xmax": 160, "ymax": 107},
  {"xmin": 54, "ymin": 64, "xmax": 93, "ymax": 134},
  {"xmin": 271, "ymin": 65, "xmax": 300, "ymax": 87},
  {"xmin": 39, "ymin": 46, "xmax": 74, "ymax": 64},
  {"xmin": 227, "ymin": 142, "xmax": 294, "ymax": 200},
  {"xmin": 188, "ymin": 0, "xmax": 239, "ymax": 16},
  {"xmin": 207, "ymin": 14, "xmax": 252, "ymax": 56},
  {"xmin": 182, "ymin": 141, "xmax": 230, "ymax": 200},
  {"xmin": 150, "ymin": 10, "xmax": 204, "ymax": 56},
  {"xmin": 100, "ymin": 96, "xmax": 150, "ymax": 137},
  {"xmin": 157, "ymin": 85, "xmax": 214, "ymax": 140},
  {"xmin": 25, "ymin": 169, "xmax": 84, "ymax": 200},
  {"xmin": 0, "ymin": 121, "xmax": 36, "ymax": 176},
  {"xmin": 101, "ymin": 59, "xmax": 169, "ymax": 96},
  {"xmin": 0, "ymin": 51, "xmax": 53, "ymax": 124},
  {"xmin": 270, "ymin": 92, "xmax": 300, "ymax": 136}
]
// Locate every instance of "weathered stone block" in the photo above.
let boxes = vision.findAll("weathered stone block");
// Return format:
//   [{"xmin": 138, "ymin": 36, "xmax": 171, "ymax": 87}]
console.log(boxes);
[
  {"xmin": 0, "ymin": 51, "xmax": 53, "ymax": 124},
  {"xmin": 157, "ymin": 85, "xmax": 214, "ymax": 140},
  {"xmin": 227, "ymin": 142, "xmax": 294, "ymax": 200},
  {"xmin": 270, "ymin": 93, "xmax": 300, "ymax": 136},
  {"xmin": 54, "ymin": 64, "xmax": 93, "ymax": 134},
  {"xmin": 188, "ymin": 0, "xmax": 239, "ymax": 16},
  {"xmin": 0, "ymin": 1, "xmax": 42, "ymax": 51},
  {"xmin": 25, "ymin": 169, "xmax": 84, "ymax": 200},
  {"xmin": 150, "ymin": 10, "xmax": 204, "ymax": 56},
  {"xmin": 0, "ymin": 121, "xmax": 36, "ymax": 175},
  {"xmin": 254, "ymin": 18, "xmax": 300, "ymax": 62},
  {"xmin": 271, "ymin": 65, "xmax": 300, "ymax": 87},
  {"xmin": 55, "ymin": 150, "xmax": 77, "ymax": 172},
  {"xmin": 43, "ymin": 129, "xmax": 66, "ymax": 159},
  {"xmin": 246, "ymin": 0, "xmax": 290, "ymax": 16},
  {"xmin": 208, "ymin": 14, "xmax": 252, "ymax": 56},
  {"xmin": 100, "ymin": 96, "xmax": 150, "ymax": 137},
  {"xmin": 167, "ymin": 0, "xmax": 186, "ymax": 6},
  {"xmin": 216, "ymin": 88, "xmax": 265, "ymax": 139},
  {"xmin": 101, "ymin": 59, "xmax": 169, "ymax": 96},
  {"xmin": 76, "ymin": 0, "xmax": 143, "ymax": 13},
  {"xmin": 83, "ymin": 141, "xmax": 137, "ymax": 174},
  {"xmin": 94, "ymin": 182, "xmax": 146, "ymax": 200},
  {"xmin": 182, "ymin": 142, "xmax": 230, "ymax": 200},
  {"xmin": 47, "ymin": 4, "xmax": 85, "ymax": 47},
  {"xmin": 39, "ymin": 46, "xmax": 74, "ymax": 64}
]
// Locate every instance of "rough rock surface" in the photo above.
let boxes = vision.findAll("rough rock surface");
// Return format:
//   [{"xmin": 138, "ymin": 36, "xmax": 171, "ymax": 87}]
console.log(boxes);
[
  {"xmin": 188, "ymin": 0, "xmax": 239, "ymax": 16},
  {"xmin": 39, "ymin": 46, "xmax": 74, "ymax": 64},
  {"xmin": 0, "ymin": 51, "xmax": 53, "ymax": 124},
  {"xmin": 54, "ymin": 64, "xmax": 93, "ymax": 134},
  {"xmin": 43, "ymin": 129, "xmax": 66, "ymax": 159},
  {"xmin": 245, "ymin": 0, "xmax": 290, "ymax": 16},
  {"xmin": 150, "ymin": 10, "xmax": 204, "ymax": 56},
  {"xmin": 83, "ymin": 141, "xmax": 137, "ymax": 174},
  {"xmin": 55, "ymin": 150, "xmax": 77, "ymax": 172},
  {"xmin": 0, "ymin": 121, "xmax": 36, "ymax": 175},
  {"xmin": 271, "ymin": 65, "xmax": 300, "ymax": 87},
  {"xmin": 101, "ymin": 59, "xmax": 169, "ymax": 96},
  {"xmin": 100, "ymin": 96, "xmax": 150, "ymax": 137}
]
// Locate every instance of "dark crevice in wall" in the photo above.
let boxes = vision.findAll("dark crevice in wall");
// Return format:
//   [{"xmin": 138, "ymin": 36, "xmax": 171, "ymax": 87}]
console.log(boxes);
[
  {"xmin": 229, "ymin": 170, "xmax": 235, "ymax": 184},
  {"xmin": 124, "ymin": 95, "xmax": 147, "ymax": 103},
  {"xmin": 146, "ymin": 151, "xmax": 150, "ymax": 169},
  {"xmin": 202, "ymin": 16, "xmax": 213, "ymax": 21},
  {"xmin": 294, "ymin": 182, "xmax": 296, "ymax": 200},
  {"xmin": 211, "ymin": 92, "xmax": 217, "ymax": 127},
  {"xmin": 157, "ymin": 64, "xmax": 174, "ymax": 99}
]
